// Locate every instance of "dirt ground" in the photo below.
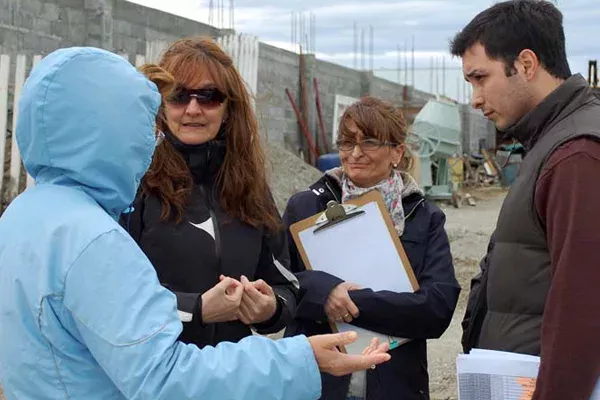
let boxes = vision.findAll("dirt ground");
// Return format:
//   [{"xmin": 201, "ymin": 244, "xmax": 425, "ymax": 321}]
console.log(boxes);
[
  {"xmin": 428, "ymin": 187, "xmax": 506, "ymax": 400},
  {"xmin": 0, "ymin": 187, "xmax": 506, "ymax": 400}
]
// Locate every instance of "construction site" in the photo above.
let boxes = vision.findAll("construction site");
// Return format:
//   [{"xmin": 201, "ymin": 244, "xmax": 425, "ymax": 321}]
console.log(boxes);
[{"xmin": 0, "ymin": 0, "xmax": 599, "ymax": 399}]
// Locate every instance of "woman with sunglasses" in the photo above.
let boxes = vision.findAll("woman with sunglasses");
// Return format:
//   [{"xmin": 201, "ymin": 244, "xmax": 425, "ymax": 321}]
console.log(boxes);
[
  {"xmin": 283, "ymin": 96, "xmax": 461, "ymax": 400},
  {"xmin": 120, "ymin": 37, "xmax": 299, "ymax": 348}
]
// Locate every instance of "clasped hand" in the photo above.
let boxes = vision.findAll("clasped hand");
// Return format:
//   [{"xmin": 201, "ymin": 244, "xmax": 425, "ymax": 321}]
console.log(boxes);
[
  {"xmin": 200, "ymin": 275, "xmax": 277, "ymax": 325},
  {"xmin": 325, "ymin": 282, "xmax": 361, "ymax": 324}
]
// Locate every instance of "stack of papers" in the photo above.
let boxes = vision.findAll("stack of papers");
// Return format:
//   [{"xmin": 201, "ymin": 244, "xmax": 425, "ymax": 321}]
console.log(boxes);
[{"xmin": 457, "ymin": 349, "xmax": 600, "ymax": 400}]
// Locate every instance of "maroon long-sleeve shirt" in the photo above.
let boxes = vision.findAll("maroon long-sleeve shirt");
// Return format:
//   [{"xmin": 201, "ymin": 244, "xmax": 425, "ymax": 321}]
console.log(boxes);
[{"xmin": 532, "ymin": 137, "xmax": 600, "ymax": 400}]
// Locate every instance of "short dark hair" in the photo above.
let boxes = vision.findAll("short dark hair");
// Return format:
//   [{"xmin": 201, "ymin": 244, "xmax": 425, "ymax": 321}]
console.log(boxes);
[{"xmin": 450, "ymin": 0, "xmax": 571, "ymax": 79}]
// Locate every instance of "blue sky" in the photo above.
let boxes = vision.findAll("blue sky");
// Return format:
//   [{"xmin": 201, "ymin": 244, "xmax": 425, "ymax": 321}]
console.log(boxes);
[{"xmin": 129, "ymin": 0, "xmax": 598, "ymax": 102}]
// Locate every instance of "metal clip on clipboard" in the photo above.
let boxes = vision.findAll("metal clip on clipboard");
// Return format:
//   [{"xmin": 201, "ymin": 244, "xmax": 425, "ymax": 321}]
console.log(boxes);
[{"xmin": 313, "ymin": 201, "xmax": 365, "ymax": 234}]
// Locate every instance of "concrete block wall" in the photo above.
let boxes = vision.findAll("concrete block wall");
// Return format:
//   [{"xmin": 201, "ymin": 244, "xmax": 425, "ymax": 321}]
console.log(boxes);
[
  {"xmin": 411, "ymin": 87, "xmax": 437, "ymax": 104},
  {"xmin": 0, "ymin": 0, "xmax": 83, "ymax": 54},
  {"xmin": 369, "ymin": 74, "xmax": 408, "ymax": 105},
  {"xmin": 365, "ymin": 75, "xmax": 434, "ymax": 109},
  {"xmin": 312, "ymin": 59, "xmax": 363, "ymax": 151},
  {"xmin": 0, "ymin": 0, "xmax": 220, "ymax": 56},
  {"xmin": 255, "ymin": 43, "xmax": 301, "ymax": 150}
]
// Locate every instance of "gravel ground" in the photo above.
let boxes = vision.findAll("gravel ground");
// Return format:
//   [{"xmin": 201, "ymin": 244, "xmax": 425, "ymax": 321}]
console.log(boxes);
[
  {"xmin": 0, "ymin": 146, "xmax": 506, "ymax": 400},
  {"xmin": 265, "ymin": 141, "xmax": 323, "ymax": 213}
]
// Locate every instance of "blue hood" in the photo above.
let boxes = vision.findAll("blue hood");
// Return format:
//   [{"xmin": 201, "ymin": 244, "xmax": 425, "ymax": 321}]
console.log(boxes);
[{"xmin": 16, "ymin": 47, "xmax": 161, "ymax": 217}]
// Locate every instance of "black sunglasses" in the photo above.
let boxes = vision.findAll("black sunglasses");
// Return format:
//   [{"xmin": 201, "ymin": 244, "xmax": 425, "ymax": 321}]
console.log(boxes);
[{"xmin": 167, "ymin": 87, "xmax": 227, "ymax": 109}]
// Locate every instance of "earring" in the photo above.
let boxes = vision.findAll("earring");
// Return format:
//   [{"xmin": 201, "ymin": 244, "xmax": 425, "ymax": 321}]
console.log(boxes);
[{"xmin": 393, "ymin": 162, "xmax": 399, "ymax": 168}]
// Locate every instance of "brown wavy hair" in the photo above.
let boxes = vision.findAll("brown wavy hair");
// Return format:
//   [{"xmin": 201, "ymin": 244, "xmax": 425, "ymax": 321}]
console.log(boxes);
[
  {"xmin": 140, "ymin": 37, "xmax": 279, "ymax": 231},
  {"xmin": 338, "ymin": 96, "xmax": 414, "ymax": 172}
]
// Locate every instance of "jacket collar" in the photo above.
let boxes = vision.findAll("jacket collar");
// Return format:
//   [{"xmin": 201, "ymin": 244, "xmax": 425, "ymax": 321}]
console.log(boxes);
[
  {"xmin": 164, "ymin": 129, "xmax": 226, "ymax": 185},
  {"xmin": 309, "ymin": 174, "xmax": 425, "ymax": 217},
  {"xmin": 505, "ymin": 74, "xmax": 596, "ymax": 151}
]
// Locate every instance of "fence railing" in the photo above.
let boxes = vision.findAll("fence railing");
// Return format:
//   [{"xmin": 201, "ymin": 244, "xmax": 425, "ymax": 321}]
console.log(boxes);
[{"xmin": 0, "ymin": 34, "xmax": 258, "ymax": 211}]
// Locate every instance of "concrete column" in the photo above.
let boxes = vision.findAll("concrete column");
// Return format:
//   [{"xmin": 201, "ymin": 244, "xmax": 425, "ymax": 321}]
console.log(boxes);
[
  {"xmin": 301, "ymin": 53, "xmax": 319, "ymax": 159},
  {"xmin": 84, "ymin": 0, "xmax": 113, "ymax": 50},
  {"xmin": 360, "ymin": 71, "xmax": 373, "ymax": 97}
]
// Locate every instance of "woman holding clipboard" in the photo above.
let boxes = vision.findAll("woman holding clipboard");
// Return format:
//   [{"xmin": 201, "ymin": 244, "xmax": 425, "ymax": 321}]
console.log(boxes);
[{"xmin": 283, "ymin": 96, "xmax": 461, "ymax": 400}]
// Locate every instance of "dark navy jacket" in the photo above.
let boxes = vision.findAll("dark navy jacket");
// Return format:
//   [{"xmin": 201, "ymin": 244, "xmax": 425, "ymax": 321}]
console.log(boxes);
[{"xmin": 283, "ymin": 174, "xmax": 461, "ymax": 400}]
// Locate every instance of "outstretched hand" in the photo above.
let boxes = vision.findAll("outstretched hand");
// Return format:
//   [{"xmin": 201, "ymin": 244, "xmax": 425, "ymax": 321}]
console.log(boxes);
[{"xmin": 308, "ymin": 332, "xmax": 391, "ymax": 376}]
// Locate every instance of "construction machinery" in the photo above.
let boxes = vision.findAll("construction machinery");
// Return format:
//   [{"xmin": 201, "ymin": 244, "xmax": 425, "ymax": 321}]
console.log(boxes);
[{"xmin": 409, "ymin": 99, "xmax": 463, "ymax": 204}]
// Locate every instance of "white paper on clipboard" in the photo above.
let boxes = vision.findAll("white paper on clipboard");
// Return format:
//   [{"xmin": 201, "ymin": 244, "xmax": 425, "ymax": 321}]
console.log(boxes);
[{"xmin": 292, "ymin": 191, "xmax": 418, "ymax": 354}]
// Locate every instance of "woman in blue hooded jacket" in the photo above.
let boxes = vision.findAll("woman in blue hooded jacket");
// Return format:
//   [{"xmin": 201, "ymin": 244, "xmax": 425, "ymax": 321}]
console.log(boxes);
[
  {"xmin": 283, "ymin": 96, "xmax": 461, "ymax": 400},
  {"xmin": 0, "ymin": 47, "xmax": 391, "ymax": 400}
]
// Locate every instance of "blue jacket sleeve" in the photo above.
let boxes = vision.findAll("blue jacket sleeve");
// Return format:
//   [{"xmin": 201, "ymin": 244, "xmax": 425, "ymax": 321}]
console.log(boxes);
[
  {"xmin": 348, "ymin": 211, "xmax": 461, "ymax": 339},
  {"xmin": 63, "ymin": 229, "xmax": 321, "ymax": 400},
  {"xmin": 119, "ymin": 195, "xmax": 208, "ymax": 328}
]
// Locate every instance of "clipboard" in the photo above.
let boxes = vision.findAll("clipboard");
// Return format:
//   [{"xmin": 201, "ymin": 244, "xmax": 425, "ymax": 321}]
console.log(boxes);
[{"xmin": 289, "ymin": 190, "xmax": 419, "ymax": 354}]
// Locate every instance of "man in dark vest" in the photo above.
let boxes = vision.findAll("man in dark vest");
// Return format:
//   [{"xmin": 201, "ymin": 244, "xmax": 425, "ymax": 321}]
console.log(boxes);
[{"xmin": 450, "ymin": 1, "xmax": 600, "ymax": 399}]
